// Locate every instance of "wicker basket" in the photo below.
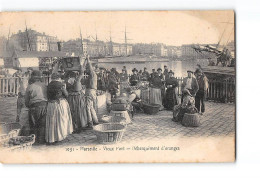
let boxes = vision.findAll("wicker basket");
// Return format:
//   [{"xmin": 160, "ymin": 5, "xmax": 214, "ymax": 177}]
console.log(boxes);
[
  {"xmin": 0, "ymin": 129, "xmax": 21, "ymax": 147},
  {"xmin": 143, "ymin": 103, "xmax": 161, "ymax": 115},
  {"xmin": 101, "ymin": 115, "xmax": 127, "ymax": 126},
  {"xmin": 0, "ymin": 122, "xmax": 22, "ymax": 147},
  {"xmin": 93, "ymin": 123, "xmax": 126, "ymax": 144},
  {"xmin": 2, "ymin": 134, "xmax": 36, "ymax": 152},
  {"xmin": 182, "ymin": 113, "xmax": 201, "ymax": 127}
]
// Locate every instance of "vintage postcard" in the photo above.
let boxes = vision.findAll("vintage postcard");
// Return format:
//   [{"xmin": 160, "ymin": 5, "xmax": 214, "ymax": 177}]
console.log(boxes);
[{"xmin": 0, "ymin": 11, "xmax": 235, "ymax": 163}]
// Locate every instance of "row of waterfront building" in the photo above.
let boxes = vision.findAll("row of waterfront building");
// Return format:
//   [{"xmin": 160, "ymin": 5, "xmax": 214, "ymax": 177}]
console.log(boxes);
[{"xmin": 0, "ymin": 29, "xmax": 235, "ymax": 59}]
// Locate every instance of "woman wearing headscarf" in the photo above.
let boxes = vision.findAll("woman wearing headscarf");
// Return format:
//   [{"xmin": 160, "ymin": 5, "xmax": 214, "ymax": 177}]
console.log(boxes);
[
  {"xmin": 45, "ymin": 72, "xmax": 73, "ymax": 144},
  {"xmin": 66, "ymin": 70, "xmax": 88, "ymax": 133}
]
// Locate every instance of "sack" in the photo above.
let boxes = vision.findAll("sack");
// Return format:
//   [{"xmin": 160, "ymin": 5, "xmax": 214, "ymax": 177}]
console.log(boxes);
[{"xmin": 111, "ymin": 97, "xmax": 128, "ymax": 111}]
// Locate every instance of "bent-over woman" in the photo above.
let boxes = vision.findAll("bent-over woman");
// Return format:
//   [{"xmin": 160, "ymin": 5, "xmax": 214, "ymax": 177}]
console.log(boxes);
[{"xmin": 66, "ymin": 70, "xmax": 88, "ymax": 133}]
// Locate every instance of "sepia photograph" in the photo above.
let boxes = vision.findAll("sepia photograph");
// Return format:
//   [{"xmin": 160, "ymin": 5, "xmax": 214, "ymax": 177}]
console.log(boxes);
[{"xmin": 0, "ymin": 10, "xmax": 235, "ymax": 163}]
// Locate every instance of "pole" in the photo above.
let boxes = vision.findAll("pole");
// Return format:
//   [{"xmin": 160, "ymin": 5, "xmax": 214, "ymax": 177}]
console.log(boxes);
[
  {"xmin": 25, "ymin": 21, "xmax": 32, "ymax": 51},
  {"xmin": 79, "ymin": 27, "xmax": 84, "ymax": 56},
  {"xmin": 125, "ymin": 25, "xmax": 127, "ymax": 56}
]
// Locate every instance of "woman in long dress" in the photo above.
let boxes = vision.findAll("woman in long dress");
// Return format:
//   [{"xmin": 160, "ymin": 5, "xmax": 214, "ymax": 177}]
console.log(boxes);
[
  {"xmin": 66, "ymin": 70, "xmax": 88, "ymax": 133},
  {"xmin": 45, "ymin": 73, "xmax": 73, "ymax": 144},
  {"xmin": 149, "ymin": 72, "xmax": 164, "ymax": 110},
  {"xmin": 164, "ymin": 71, "xmax": 179, "ymax": 110}
]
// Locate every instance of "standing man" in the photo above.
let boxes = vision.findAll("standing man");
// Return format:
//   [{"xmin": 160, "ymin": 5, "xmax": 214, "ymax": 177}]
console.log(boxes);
[
  {"xmin": 163, "ymin": 65, "xmax": 169, "ymax": 80},
  {"xmin": 129, "ymin": 68, "xmax": 139, "ymax": 86},
  {"xmin": 157, "ymin": 68, "xmax": 166, "ymax": 106},
  {"xmin": 181, "ymin": 70, "xmax": 199, "ymax": 101},
  {"xmin": 122, "ymin": 66, "xmax": 128, "ymax": 75},
  {"xmin": 119, "ymin": 69, "xmax": 128, "ymax": 82},
  {"xmin": 142, "ymin": 67, "xmax": 150, "ymax": 81},
  {"xmin": 150, "ymin": 69, "xmax": 156, "ymax": 82},
  {"xmin": 81, "ymin": 55, "xmax": 99, "ymax": 127},
  {"xmin": 194, "ymin": 69, "xmax": 208, "ymax": 115},
  {"xmin": 24, "ymin": 70, "xmax": 48, "ymax": 144},
  {"xmin": 97, "ymin": 67, "xmax": 107, "ymax": 91}
]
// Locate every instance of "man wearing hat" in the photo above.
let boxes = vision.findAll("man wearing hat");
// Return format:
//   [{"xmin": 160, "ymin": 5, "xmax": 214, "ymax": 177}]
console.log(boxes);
[
  {"xmin": 122, "ymin": 66, "xmax": 128, "ymax": 75},
  {"xmin": 119, "ymin": 68, "xmax": 128, "ymax": 82},
  {"xmin": 142, "ymin": 67, "xmax": 150, "ymax": 81},
  {"xmin": 181, "ymin": 70, "xmax": 199, "ymax": 100},
  {"xmin": 97, "ymin": 67, "xmax": 107, "ymax": 91},
  {"xmin": 149, "ymin": 69, "xmax": 156, "ymax": 81},
  {"xmin": 25, "ymin": 70, "xmax": 48, "ymax": 144},
  {"xmin": 130, "ymin": 68, "xmax": 139, "ymax": 86},
  {"xmin": 194, "ymin": 68, "xmax": 208, "ymax": 115},
  {"xmin": 94, "ymin": 64, "xmax": 100, "ymax": 74},
  {"xmin": 157, "ymin": 67, "xmax": 166, "ymax": 105},
  {"xmin": 163, "ymin": 65, "xmax": 169, "ymax": 80}
]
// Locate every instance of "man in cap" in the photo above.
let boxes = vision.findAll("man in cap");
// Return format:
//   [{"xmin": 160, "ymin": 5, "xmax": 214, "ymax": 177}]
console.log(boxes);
[
  {"xmin": 142, "ymin": 67, "xmax": 150, "ymax": 81},
  {"xmin": 97, "ymin": 67, "xmax": 107, "ymax": 91},
  {"xmin": 25, "ymin": 70, "xmax": 47, "ymax": 144},
  {"xmin": 163, "ymin": 65, "xmax": 169, "ymax": 80},
  {"xmin": 150, "ymin": 69, "xmax": 156, "ymax": 82},
  {"xmin": 122, "ymin": 66, "xmax": 128, "ymax": 75},
  {"xmin": 157, "ymin": 68, "xmax": 166, "ymax": 106},
  {"xmin": 181, "ymin": 70, "xmax": 199, "ymax": 101},
  {"xmin": 119, "ymin": 68, "xmax": 128, "ymax": 82},
  {"xmin": 94, "ymin": 64, "xmax": 100, "ymax": 74},
  {"xmin": 194, "ymin": 68, "xmax": 208, "ymax": 115},
  {"xmin": 130, "ymin": 68, "xmax": 139, "ymax": 86}
]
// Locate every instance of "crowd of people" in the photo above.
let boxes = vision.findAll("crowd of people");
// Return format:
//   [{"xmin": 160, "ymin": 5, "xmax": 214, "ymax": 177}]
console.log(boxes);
[
  {"xmin": 11, "ymin": 59, "xmax": 209, "ymax": 145},
  {"xmin": 15, "ymin": 56, "xmax": 100, "ymax": 145}
]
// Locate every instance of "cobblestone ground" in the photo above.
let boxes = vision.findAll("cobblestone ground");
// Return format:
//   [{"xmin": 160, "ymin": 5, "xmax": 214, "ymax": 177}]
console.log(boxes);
[{"xmin": 0, "ymin": 97, "xmax": 235, "ymax": 148}]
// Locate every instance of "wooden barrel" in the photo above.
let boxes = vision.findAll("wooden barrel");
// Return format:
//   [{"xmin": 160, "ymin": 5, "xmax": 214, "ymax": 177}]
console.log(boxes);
[{"xmin": 182, "ymin": 113, "xmax": 201, "ymax": 127}]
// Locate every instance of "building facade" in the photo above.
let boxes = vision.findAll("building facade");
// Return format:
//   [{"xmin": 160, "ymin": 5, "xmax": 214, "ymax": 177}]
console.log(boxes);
[
  {"xmin": 132, "ymin": 43, "xmax": 167, "ymax": 57},
  {"xmin": 10, "ymin": 29, "xmax": 59, "ymax": 52}
]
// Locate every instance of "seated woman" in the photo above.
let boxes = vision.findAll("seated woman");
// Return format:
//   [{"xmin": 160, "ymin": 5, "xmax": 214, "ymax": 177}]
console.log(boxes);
[
  {"xmin": 173, "ymin": 89, "xmax": 197, "ymax": 122},
  {"xmin": 45, "ymin": 73, "xmax": 73, "ymax": 144},
  {"xmin": 164, "ymin": 71, "xmax": 179, "ymax": 110},
  {"xmin": 149, "ymin": 72, "xmax": 164, "ymax": 110}
]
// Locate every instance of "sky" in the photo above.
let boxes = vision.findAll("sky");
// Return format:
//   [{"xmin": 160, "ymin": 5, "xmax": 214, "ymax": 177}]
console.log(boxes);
[{"xmin": 0, "ymin": 11, "xmax": 234, "ymax": 46}]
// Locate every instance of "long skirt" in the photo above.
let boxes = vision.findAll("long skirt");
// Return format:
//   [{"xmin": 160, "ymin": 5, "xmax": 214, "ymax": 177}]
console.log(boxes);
[
  {"xmin": 164, "ymin": 87, "xmax": 178, "ymax": 110},
  {"xmin": 85, "ymin": 89, "xmax": 99, "ymax": 125},
  {"xmin": 149, "ymin": 87, "xmax": 163, "ymax": 110},
  {"xmin": 67, "ymin": 92, "xmax": 88, "ymax": 131},
  {"xmin": 29, "ymin": 104, "xmax": 47, "ymax": 144},
  {"xmin": 45, "ymin": 99, "xmax": 73, "ymax": 143}
]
